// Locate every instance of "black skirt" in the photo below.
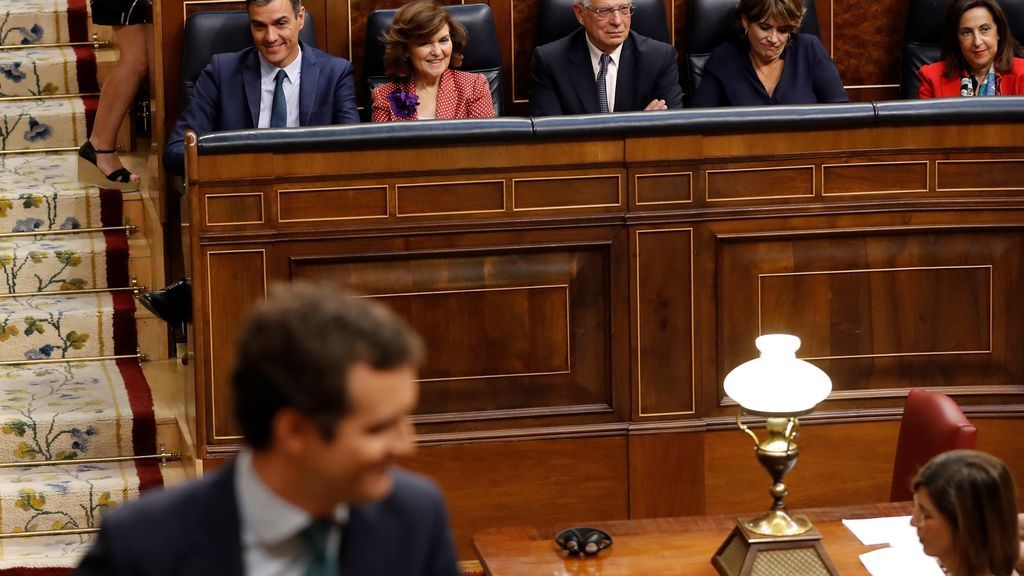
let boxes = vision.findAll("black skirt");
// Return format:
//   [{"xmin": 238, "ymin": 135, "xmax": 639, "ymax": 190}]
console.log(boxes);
[{"xmin": 90, "ymin": 0, "xmax": 152, "ymax": 26}]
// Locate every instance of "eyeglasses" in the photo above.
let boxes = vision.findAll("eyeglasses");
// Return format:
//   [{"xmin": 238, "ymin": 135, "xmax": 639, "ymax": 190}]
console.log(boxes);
[{"xmin": 581, "ymin": 3, "xmax": 636, "ymax": 19}]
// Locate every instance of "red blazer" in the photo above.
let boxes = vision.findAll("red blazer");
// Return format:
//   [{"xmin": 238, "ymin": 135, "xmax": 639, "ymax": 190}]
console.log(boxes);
[
  {"xmin": 918, "ymin": 57, "xmax": 1024, "ymax": 97},
  {"xmin": 371, "ymin": 69, "xmax": 495, "ymax": 121}
]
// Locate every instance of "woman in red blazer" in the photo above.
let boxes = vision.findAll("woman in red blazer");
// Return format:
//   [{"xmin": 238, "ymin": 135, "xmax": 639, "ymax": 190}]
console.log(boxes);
[
  {"xmin": 919, "ymin": 0, "xmax": 1024, "ymax": 98},
  {"xmin": 371, "ymin": 0, "xmax": 495, "ymax": 121}
]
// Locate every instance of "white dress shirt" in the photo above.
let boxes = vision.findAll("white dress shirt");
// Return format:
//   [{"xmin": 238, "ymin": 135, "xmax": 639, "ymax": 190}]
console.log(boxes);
[
  {"xmin": 235, "ymin": 449, "xmax": 349, "ymax": 576},
  {"xmin": 584, "ymin": 36, "xmax": 624, "ymax": 112},
  {"xmin": 258, "ymin": 48, "xmax": 303, "ymax": 128}
]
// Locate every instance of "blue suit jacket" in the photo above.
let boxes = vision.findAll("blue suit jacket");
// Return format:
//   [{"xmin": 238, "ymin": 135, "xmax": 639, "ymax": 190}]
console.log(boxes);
[
  {"xmin": 73, "ymin": 463, "xmax": 460, "ymax": 576},
  {"xmin": 530, "ymin": 29, "xmax": 683, "ymax": 116},
  {"xmin": 164, "ymin": 43, "xmax": 359, "ymax": 175}
]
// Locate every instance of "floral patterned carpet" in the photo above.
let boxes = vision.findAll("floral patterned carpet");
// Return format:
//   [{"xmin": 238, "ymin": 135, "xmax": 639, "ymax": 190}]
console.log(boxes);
[{"xmin": 0, "ymin": 1, "xmax": 161, "ymax": 571}]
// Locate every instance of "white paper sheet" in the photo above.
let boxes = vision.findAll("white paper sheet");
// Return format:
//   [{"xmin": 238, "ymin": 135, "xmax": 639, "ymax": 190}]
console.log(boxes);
[
  {"xmin": 842, "ymin": 515, "xmax": 917, "ymax": 546},
  {"xmin": 858, "ymin": 545, "xmax": 945, "ymax": 576}
]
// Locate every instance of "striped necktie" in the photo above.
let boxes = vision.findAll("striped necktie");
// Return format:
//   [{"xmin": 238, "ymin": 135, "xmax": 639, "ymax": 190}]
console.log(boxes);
[
  {"xmin": 270, "ymin": 69, "xmax": 287, "ymax": 128},
  {"xmin": 596, "ymin": 53, "xmax": 611, "ymax": 113}
]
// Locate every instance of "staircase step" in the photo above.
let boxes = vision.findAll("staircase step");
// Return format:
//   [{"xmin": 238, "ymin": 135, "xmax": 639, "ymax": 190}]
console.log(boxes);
[
  {"xmin": 0, "ymin": 1, "xmax": 91, "ymax": 47},
  {"xmin": 0, "ymin": 95, "xmax": 94, "ymax": 152},
  {"xmin": 0, "ymin": 291, "xmax": 138, "ymax": 363},
  {"xmin": 0, "ymin": 45, "xmax": 112, "ymax": 98},
  {"xmin": 0, "ymin": 459, "xmax": 162, "ymax": 536},
  {"xmin": 0, "ymin": 231, "xmax": 129, "ymax": 293},
  {"xmin": 0, "ymin": 359, "xmax": 155, "ymax": 461}
]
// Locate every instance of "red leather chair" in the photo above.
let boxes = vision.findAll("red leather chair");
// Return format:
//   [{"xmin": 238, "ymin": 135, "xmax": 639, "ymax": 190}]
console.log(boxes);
[{"xmin": 889, "ymin": 388, "xmax": 977, "ymax": 502}]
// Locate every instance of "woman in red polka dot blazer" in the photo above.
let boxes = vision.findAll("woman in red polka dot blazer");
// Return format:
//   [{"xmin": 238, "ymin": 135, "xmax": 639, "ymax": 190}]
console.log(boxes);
[{"xmin": 371, "ymin": 0, "xmax": 496, "ymax": 121}]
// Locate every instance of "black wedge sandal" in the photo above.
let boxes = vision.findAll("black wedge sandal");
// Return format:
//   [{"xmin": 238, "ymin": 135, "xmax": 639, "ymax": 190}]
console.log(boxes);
[{"xmin": 77, "ymin": 140, "xmax": 140, "ymax": 191}]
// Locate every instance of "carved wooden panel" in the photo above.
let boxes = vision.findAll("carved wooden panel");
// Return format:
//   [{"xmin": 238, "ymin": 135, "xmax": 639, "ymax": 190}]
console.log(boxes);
[
  {"xmin": 287, "ymin": 243, "xmax": 617, "ymax": 419},
  {"xmin": 717, "ymin": 229, "xmax": 1024, "ymax": 400},
  {"xmin": 402, "ymin": 436, "xmax": 629, "ymax": 559},
  {"xmin": 822, "ymin": 161, "xmax": 929, "ymax": 196},
  {"xmin": 706, "ymin": 165, "xmax": 814, "ymax": 202},
  {"xmin": 512, "ymin": 174, "xmax": 622, "ymax": 211},
  {"xmin": 634, "ymin": 171, "xmax": 693, "ymax": 206},
  {"xmin": 205, "ymin": 193, "xmax": 263, "ymax": 225},
  {"xmin": 278, "ymin": 185, "xmax": 389, "ymax": 222},
  {"xmin": 937, "ymin": 160, "xmax": 1024, "ymax": 191},
  {"xmin": 396, "ymin": 180, "xmax": 506, "ymax": 216},
  {"xmin": 633, "ymin": 228, "xmax": 695, "ymax": 417},
  {"xmin": 204, "ymin": 249, "xmax": 268, "ymax": 441}
]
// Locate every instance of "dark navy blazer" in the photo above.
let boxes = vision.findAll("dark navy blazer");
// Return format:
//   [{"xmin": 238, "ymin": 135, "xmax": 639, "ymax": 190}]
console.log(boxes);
[
  {"xmin": 690, "ymin": 34, "xmax": 848, "ymax": 107},
  {"xmin": 164, "ymin": 42, "xmax": 359, "ymax": 175},
  {"xmin": 74, "ymin": 462, "xmax": 460, "ymax": 576},
  {"xmin": 530, "ymin": 28, "xmax": 684, "ymax": 116}
]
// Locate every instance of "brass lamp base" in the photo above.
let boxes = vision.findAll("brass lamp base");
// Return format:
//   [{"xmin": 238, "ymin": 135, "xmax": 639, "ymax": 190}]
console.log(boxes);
[{"xmin": 711, "ymin": 519, "xmax": 839, "ymax": 576}]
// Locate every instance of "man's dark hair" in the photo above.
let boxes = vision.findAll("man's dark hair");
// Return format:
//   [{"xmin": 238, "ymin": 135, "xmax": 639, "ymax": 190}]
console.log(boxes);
[
  {"xmin": 232, "ymin": 282, "xmax": 424, "ymax": 450},
  {"xmin": 247, "ymin": 0, "xmax": 302, "ymax": 16}
]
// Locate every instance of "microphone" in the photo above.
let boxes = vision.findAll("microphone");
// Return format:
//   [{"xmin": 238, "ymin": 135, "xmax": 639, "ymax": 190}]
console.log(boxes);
[{"xmin": 960, "ymin": 75, "xmax": 975, "ymax": 97}]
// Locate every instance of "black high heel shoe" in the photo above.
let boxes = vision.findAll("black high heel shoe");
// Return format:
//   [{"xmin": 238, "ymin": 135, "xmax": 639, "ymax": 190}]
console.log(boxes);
[{"xmin": 77, "ymin": 140, "xmax": 140, "ymax": 191}]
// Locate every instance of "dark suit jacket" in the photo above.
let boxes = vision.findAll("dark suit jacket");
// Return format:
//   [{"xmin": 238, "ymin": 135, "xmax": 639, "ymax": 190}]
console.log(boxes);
[
  {"xmin": 74, "ymin": 463, "xmax": 460, "ymax": 576},
  {"xmin": 164, "ymin": 42, "xmax": 359, "ymax": 175},
  {"xmin": 530, "ymin": 29, "xmax": 683, "ymax": 116},
  {"xmin": 690, "ymin": 35, "xmax": 848, "ymax": 107},
  {"xmin": 918, "ymin": 57, "xmax": 1024, "ymax": 98}
]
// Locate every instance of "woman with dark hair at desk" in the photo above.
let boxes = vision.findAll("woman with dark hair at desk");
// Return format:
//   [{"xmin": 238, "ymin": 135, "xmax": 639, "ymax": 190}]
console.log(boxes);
[
  {"xmin": 690, "ymin": 0, "xmax": 847, "ymax": 107},
  {"xmin": 371, "ymin": 0, "xmax": 495, "ymax": 121},
  {"xmin": 911, "ymin": 450, "xmax": 1020, "ymax": 576},
  {"xmin": 918, "ymin": 0, "xmax": 1024, "ymax": 98}
]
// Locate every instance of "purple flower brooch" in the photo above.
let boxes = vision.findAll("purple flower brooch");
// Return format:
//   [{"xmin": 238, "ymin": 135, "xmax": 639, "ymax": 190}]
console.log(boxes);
[{"xmin": 388, "ymin": 89, "xmax": 419, "ymax": 120}]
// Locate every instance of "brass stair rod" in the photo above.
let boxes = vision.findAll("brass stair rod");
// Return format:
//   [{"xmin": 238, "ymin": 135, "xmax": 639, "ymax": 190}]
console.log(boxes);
[
  {"xmin": 0, "ymin": 225, "xmax": 134, "ymax": 239},
  {"xmin": 0, "ymin": 286, "xmax": 143, "ymax": 299},
  {"xmin": 0, "ymin": 353, "xmax": 146, "ymax": 367},
  {"xmin": 0, "ymin": 450, "xmax": 181, "ymax": 469},
  {"xmin": 0, "ymin": 527, "xmax": 98, "ymax": 539},
  {"xmin": 0, "ymin": 41, "xmax": 111, "ymax": 50}
]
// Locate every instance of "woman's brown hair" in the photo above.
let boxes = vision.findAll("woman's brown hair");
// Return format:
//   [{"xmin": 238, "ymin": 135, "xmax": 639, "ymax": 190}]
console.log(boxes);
[
  {"xmin": 736, "ymin": 0, "xmax": 805, "ymax": 35},
  {"xmin": 382, "ymin": 0, "xmax": 467, "ymax": 80},
  {"xmin": 941, "ymin": 0, "xmax": 1022, "ymax": 78},
  {"xmin": 913, "ymin": 450, "xmax": 1020, "ymax": 576}
]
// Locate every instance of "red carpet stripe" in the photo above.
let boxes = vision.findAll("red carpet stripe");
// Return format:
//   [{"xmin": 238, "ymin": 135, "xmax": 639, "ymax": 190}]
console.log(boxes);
[
  {"xmin": 117, "ymin": 358, "xmax": 157, "ymax": 456},
  {"xmin": 98, "ymin": 189, "xmax": 124, "ymax": 229},
  {"xmin": 66, "ymin": 0, "xmax": 89, "ymax": 44},
  {"xmin": 103, "ymin": 229, "xmax": 130, "ymax": 289},
  {"xmin": 71, "ymin": 46, "xmax": 99, "ymax": 94}
]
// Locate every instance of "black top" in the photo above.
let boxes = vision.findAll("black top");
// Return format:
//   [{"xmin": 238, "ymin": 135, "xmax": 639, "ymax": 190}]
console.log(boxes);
[{"xmin": 690, "ymin": 34, "xmax": 848, "ymax": 107}]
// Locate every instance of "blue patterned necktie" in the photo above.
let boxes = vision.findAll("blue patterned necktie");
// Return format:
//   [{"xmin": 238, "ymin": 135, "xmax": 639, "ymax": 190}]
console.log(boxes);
[
  {"xmin": 597, "ymin": 53, "xmax": 611, "ymax": 113},
  {"xmin": 270, "ymin": 69, "xmax": 287, "ymax": 128},
  {"xmin": 300, "ymin": 518, "xmax": 337, "ymax": 576}
]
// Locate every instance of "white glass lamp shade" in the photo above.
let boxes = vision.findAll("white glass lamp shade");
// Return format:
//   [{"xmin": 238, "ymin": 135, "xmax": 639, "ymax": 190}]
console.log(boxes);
[{"xmin": 724, "ymin": 334, "xmax": 832, "ymax": 416}]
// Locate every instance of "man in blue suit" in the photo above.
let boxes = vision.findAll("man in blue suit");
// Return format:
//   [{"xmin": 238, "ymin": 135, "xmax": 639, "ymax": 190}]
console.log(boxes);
[
  {"xmin": 163, "ymin": 0, "xmax": 359, "ymax": 175},
  {"xmin": 75, "ymin": 284, "xmax": 460, "ymax": 576},
  {"xmin": 530, "ymin": 0, "xmax": 682, "ymax": 116}
]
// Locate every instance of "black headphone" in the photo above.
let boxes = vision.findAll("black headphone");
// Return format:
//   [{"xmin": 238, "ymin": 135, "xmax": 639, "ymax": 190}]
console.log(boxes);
[{"xmin": 554, "ymin": 527, "xmax": 613, "ymax": 556}]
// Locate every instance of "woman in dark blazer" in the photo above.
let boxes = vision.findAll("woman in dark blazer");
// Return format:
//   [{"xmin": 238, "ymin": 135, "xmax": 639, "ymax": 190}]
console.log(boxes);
[
  {"xmin": 918, "ymin": 0, "xmax": 1024, "ymax": 98},
  {"xmin": 371, "ymin": 0, "xmax": 495, "ymax": 121},
  {"xmin": 690, "ymin": 0, "xmax": 848, "ymax": 107}
]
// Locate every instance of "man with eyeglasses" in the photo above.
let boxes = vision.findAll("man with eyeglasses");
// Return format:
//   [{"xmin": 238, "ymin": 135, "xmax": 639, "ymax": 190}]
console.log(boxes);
[{"xmin": 531, "ymin": 0, "xmax": 682, "ymax": 116}]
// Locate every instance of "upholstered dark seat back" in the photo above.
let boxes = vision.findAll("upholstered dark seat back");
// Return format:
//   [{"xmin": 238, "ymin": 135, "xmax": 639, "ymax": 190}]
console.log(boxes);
[
  {"xmin": 363, "ymin": 3, "xmax": 504, "ymax": 117},
  {"xmin": 533, "ymin": 0, "xmax": 671, "ymax": 48},
  {"xmin": 889, "ymin": 388, "xmax": 977, "ymax": 502},
  {"xmin": 181, "ymin": 10, "xmax": 318, "ymax": 105},
  {"xmin": 900, "ymin": 0, "xmax": 1024, "ymax": 98},
  {"xmin": 685, "ymin": 0, "xmax": 819, "ymax": 96}
]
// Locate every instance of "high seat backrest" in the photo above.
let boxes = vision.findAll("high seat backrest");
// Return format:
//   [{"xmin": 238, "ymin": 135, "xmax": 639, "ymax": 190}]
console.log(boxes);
[
  {"xmin": 363, "ymin": 3, "xmax": 504, "ymax": 117},
  {"xmin": 685, "ymin": 0, "xmax": 819, "ymax": 97},
  {"xmin": 181, "ymin": 10, "xmax": 318, "ymax": 106},
  {"xmin": 900, "ymin": 0, "xmax": 1024, "ymax": 98},
  {"xmin": 533, "ymin": 0, "xmax": 672, "ymax": 48}
]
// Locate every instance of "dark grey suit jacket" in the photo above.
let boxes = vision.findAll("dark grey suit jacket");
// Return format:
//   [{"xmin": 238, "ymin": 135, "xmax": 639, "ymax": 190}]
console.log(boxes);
[
  {"xmin": 74, "ymin": 463, "xmax": 460, "ymax": 576},
  {"xmin": 530, "ymin": 28, "xmax": 683, "ymax": 116}
]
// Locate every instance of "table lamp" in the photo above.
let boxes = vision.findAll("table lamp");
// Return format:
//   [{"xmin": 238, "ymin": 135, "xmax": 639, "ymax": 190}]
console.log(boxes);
[{"xmin": 711, "ymin": 334, "xmax": 839, "ymax": 576}]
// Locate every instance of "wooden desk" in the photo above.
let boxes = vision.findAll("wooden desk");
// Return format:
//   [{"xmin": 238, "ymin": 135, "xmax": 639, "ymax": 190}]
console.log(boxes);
[{"xmin": 472, "ymin": 502, "xmax": 912, "ymax": 575}]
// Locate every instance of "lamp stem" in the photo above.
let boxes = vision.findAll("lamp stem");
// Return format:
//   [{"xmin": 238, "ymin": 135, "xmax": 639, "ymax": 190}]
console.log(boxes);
[{"xmin": 744, "ymin": 416, "xmax": 812, "ymax": 536}]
